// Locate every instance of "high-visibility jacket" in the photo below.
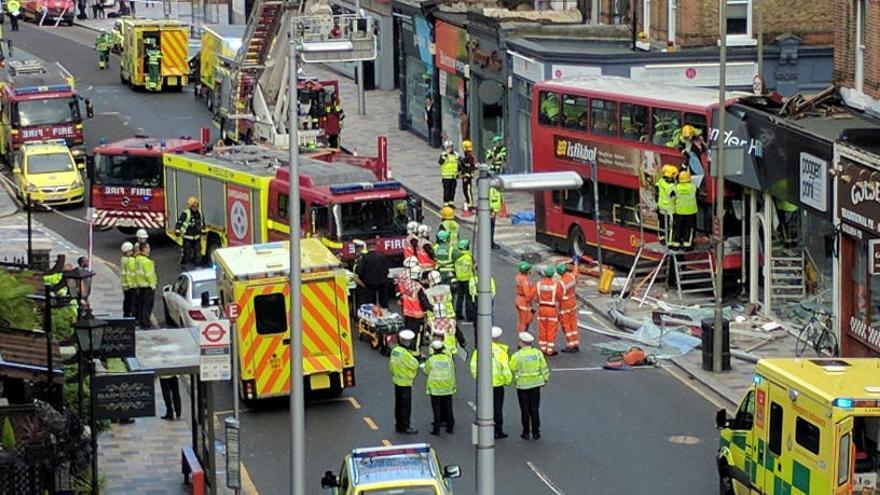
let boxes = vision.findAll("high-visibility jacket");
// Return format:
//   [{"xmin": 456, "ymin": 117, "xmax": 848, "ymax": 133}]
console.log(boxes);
[
  {"xmin": 389, "ymin": 345, "xmax": 419, "ymax": 387},
  {"xmin": 469, "ymin": 342, "xmax": 512, "ymax": 387},
  {"xmin": 656, "ymin": 179, "xmax": 676, "ymax": 215},
  {"xmin": 417, "ymin": 239, "xmax": 434, "ymax": 269},
  {"xmin": 96, "ymin": 33, "xmax": 111, "ymax": 52},
  {"xmin": 674, "ymin": 181, "xmax": 698, "ymax": 215},
  {"xmin": 510, "ymin": 346, "xmax": 550, "ymax": 389},
  {"xmin": 147, "ymin": 49, "xmax": 162, "ymax": 65},
  {"xmin": 135, "ymin": 254, "xmax": 157, "ymax": 289},
  {"xmin": 775, "ymin": 197, "xmax": 798, "ymax": 213},
  {"xmin": 121, "ymin": 255, "xmax": 138, "ymax": 290},
  {"xmin": 541, "ymin": 94, "xmax": 559, "ymax": 120},
  {"xmin": 486, "ymin": 146, "xmax": 508, "ymax": 171},
  {"xmin": 439, "ymin": 152, "xmax": 459, "ymax": 179},
  {"xmin": 515, "ymin": 273, "xmax": 536, "ymax": 311},
  {"xmin": 468, "ymin": 275, "xmax": 496, "ymax": 299},
  {"xmin": 434, "ymin": 241, "xmax": 455, "ymax": 274},
  {"xmin": 558, "ymin": 272, "xmax": 577, "ymax": 310},
  {"xmin": 489, "ymin": 187, "xmax": 502, "ymax": 214},
  {"xmin": 536, "ymin": 277, "xmax": 561, "ymax": 308},
  {"xmin": 403, "ymin": 235, "xmax": 418, "ymax": 259},
  {"xmin": 176, "ymin": 209, "xmax": 204, "ymax": 240},
  {"xmin": 7, "ymin": 0, "xmax": 20, "ymax": 14},
  {"xmin": 424, "ymin": 352, "xmax": 456, "ymax": 396},
  {"xmin": 454, "ymin": 251, "xmax": 474, "ymax": 282},
  {"xmin": 426, "ymin": 296, "xmax": 455, "ymax": 323},
  {"xmin": 399, "ymin": 278, "xmax": 425, "ymax": 318},
  {"xmin": 439, "ymin": 219, "xmax": 459, "ymax": 245}
]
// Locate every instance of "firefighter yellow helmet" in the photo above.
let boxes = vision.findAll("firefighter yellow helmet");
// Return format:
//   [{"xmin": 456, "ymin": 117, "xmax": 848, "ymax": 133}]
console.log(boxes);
[
  {"xmin": 681, "ymin": 124, "xmax": 699, "ymax": 139},
  {"xmin": 441, "ymin": 206, "xmax": 455, "ymax": 220},
  {"xmin": 187, "ymin": 197, "xmax": 199, "ymax": 208},
  {"xmin": 679, "ymin": 170, "xmax": 691, "ymax": 182},
  {"xmin": 662, "ymin": 165, "xmax": 679, "ymax": 179},
  {"xmin": 462, "ymin": 140, "xmax": 473, "ymax": 152}
]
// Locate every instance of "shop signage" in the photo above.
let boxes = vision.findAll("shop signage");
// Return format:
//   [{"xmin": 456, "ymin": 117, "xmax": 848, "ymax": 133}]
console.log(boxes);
[
  {"xmin": 837, "ymin": 160, "xmax": 880, "ymax": 236},
  {"xmin": 799, "ymin": 152, "xmax": 827, "ymax": 212},
  {"xmin": 551, "ymin": 65, "xmax": 601, "ymax": 80},
  {"xmin": 97, "ymin": 317, "xmax": 136, "ymax": 359},
  {"xmin": 468, "ymin": 39, "xmax": 502, "ymax": 73},
  {"xmin": 630, "ymin": 62, "xmax": 757, "ymax": 87},
  {"xmin": 435, "ymin": 21, "xmax": 468, "ymax": 76},
  {"xmin": 93, "ymin": 371, "xmax": 156, "ymax": 420},
  {"xmin": 511, "ymin": 52, "xmax": 544, "ymax": 82},
  {"xmin": 553, "ymin": 135, "xmax": 641, "ymax": 175},
  {"xmin": 870, "ymin": 239, "xmax": 880, "ymax": 275}
]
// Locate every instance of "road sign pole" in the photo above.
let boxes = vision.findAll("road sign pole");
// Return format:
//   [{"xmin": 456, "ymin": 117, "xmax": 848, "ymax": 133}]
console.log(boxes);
[{"xmin": 230, "ymin": 306, "xmax": 241, "ymax": 494}]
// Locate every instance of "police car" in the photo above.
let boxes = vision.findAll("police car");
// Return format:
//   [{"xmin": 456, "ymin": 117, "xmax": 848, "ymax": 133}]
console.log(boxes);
[{"xmin": 321, "ymin": 443, "xmax": 461, "ymax": 494}]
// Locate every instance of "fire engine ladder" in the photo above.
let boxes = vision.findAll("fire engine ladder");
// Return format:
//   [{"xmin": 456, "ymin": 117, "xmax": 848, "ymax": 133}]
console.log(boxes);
[{"xmin": 769, "ymin": 247, "xmax": 805, "ymax": 305}]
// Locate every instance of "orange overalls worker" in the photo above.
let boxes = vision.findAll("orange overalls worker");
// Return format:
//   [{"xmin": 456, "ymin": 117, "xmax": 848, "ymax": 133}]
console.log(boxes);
[
  {"xmin": 556, "ymin": 263, "xmax": 580, "ymax": 353},
  {"xmin": 515, "ymin": 261, "xmax": 536, "ymax": 332},
  {"xmin": 535, "ymin": 266, "xmax": 562, "ymax": 356}
]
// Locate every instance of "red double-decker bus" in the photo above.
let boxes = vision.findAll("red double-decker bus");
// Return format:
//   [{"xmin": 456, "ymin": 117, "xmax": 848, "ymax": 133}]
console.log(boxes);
[{"xmin": 531, "ymin": 76, "xmax": 742, "ymax": 269}]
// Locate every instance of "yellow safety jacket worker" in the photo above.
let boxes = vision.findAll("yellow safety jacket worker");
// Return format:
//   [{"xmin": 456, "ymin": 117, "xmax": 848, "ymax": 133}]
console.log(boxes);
[
  {"xmin": 424, "ymin": 352, "xmax": 456, "ymax": 396},
  {"xmin": 489, "ymin": 187, "xmax": 502, "ymax": 214},
  {"xmin": 775, "ymin": 197, "xmax": 798, "ymax": 213},
  {"xmin": 674, "ymin": 182, "xmax": 698, "ymax": 215},
  {"xmin": 656, "ymin": 179, "xmax": 676, "ymax": 215},
  {"xmin": 121, "ymin": 255, "xmax": 138, "ymax": 290},
  {"xmin": 7, "ymin": 0, "xmax": 20, "ymax": 14},
  {"xmin": 135, "ymin": 254, "xmax": 157, "ymax": 289},
  {"xmin": 434, "ymin": 241, "xmax": 456, "ymax": 275},
  {"xmin": 440, "ymin": 152, "xmax": 459, "ymax": 179},
  {"xmin": 454, "ymin": 251, "xmax": 474, "ymax": 282},
  {"xmin": 389, "ymin": 345, "xmax": 419, "ymax": 387},
  {"xmin": 510, "ymin": 346, "xmax": 550, "ymax": 389},
  {"xmin": 541, "ymin": 94, "xmax": 559, "ymax": 121},
  {"xmin": 469, "ymin": 342, "xmax": 512, "ymax": 386},
  {"xmin": 439, "ymin": 219, "xmax": 459, "ymax": 245},
  {"xmin": 468, "ymin": 275, "xmax": 496, "ymax": 299}
]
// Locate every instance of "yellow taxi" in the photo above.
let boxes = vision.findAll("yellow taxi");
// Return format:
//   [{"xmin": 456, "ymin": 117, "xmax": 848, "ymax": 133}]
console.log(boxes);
[
  {"xmin": 13, "ymin": 141, "xmax": 85, "ymax": 206},
  {"xmin": 321, "ymin": 443, "xmax": 461, "ymax": 494},
  {"xmin": 716, "ymin": 358, "xmax": 880, "ymax": 495}
]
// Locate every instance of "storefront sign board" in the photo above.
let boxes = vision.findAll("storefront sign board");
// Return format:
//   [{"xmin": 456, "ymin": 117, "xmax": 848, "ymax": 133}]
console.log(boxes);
[
  {"xmin": 435, "ymin": 21, "xmax": 468, "ymax": 77},
  {"xmin": 630, "ymin": 62, "xmax": 757, "ymax": 87},
  {"xmin": 837, "ymin": 159, "xmax": 880, "ymax": 236},
  {"xmin": 799, "ymin": 152, "xmax": 827, "ymax": 212},
  {"xmin": 511, "ymin": 52, "xmax": 545, "ymax": 83}
]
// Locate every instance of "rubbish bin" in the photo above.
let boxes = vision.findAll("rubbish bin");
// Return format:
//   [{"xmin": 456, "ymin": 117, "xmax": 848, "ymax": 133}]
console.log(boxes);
[{"xmin": 701, "ymin": 318, "xmax": 731, "ymax": 371}]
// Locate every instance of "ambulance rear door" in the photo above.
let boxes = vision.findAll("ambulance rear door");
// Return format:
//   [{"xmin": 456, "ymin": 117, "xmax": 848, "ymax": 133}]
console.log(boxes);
[
  {"xmin": 763, "ymin": 381, "xmax": 793, "ymax": 493},
  {"xmin": 241, "ymin": 280, "xmax": 291, "ymax": 399},
  {"xmin": 301, "ymin": 274, "xmax": 351, "ymax": 391},
  {"xmin": 833, "ymin": 415, "xmax": 854, "ymax": 495}
]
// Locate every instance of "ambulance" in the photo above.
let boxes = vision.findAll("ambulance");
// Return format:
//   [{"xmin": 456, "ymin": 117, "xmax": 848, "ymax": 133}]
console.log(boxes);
[
  {"xmin": 214, "ymin": 240, "xmax": 355, "ymax": 400},
  {"xmin": 119, "ymin": 19, "xmax": 190, "ymax": 92},
  {"xmin": 716, "ymin": 358, "xmax": 880, "ymax": 495}
]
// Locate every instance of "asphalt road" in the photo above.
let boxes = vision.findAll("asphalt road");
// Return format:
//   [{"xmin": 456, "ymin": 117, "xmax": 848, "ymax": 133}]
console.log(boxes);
[{"xmin": 12, "ymin": 23, "xmax": 724, "ymax": 494}]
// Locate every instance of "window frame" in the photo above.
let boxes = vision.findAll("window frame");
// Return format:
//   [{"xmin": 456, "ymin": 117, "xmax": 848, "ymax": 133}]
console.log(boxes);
[
  {"xmin": 837, "ymin": 432, "xmax": 851, "ymax": 486},
  {"xmin": 253, "ymin": 292, "xmax": 288, "ymax": 335},
  {"xmin": 795, "ymin": 417, "xmax": 821, "ymax": 455},
  {"xmin": 561, "ymin": 93, "xmax": 588, "ymax": 131},
  {"xmin": 651, "ymin": 107, "xmax": 683, "ymax": 146},
  {"xmin": 725, "ymin": 0, "xmax": 757, "ymax": 46},
  {"xmin": 590, "ymin": 98, "xmax": 619, "ymax": 138},
  {"xmin": 538, "ymin": 91, "xmax": 560, "ymax": 127},
  {"xmin": 768, "ymin": 401, "xmax": 784, "ymax": 456},
  {"xmin": 620, "ymin": 102, "xmax": 650, "ymax": 143}
]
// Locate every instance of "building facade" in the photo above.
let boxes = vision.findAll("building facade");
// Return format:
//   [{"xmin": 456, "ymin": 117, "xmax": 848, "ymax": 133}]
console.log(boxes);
[
  {"xmin": 834, "ymin": 0, "xmax": 880, "ymax": 117},
  {"xmin": 393, "ymin": 0, "xmax": 440, "ymax": 146},
  {"xmin": 329, "ymin": 0, "xmax": 396, "ymax": 91}
]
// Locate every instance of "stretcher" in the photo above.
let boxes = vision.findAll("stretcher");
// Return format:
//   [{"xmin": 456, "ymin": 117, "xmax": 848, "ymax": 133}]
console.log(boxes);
[{"xmin": 356, "ymin": 304, "xmax": 403, "ymax": 356}]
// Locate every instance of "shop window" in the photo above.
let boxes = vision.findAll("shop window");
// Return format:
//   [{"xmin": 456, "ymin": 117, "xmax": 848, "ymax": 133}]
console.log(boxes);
[
  {"xmin": 591, "ymin": 99, "xmax": 618, "ymax": 137},
  {"xmin": 652, "ymin": 108, "xmax": 681, "ymax": 146},
  {"xmin": 562, "ymin": 94, "xmax": 588, "ymax": 130},
  {"xmin": 539, "ymin": 91, "xmax": 560, "ymax": 126},
  {"xmin": 795, "ymin": 417, "xmax": 821, "ymax": 455},
  {"xmin": 254, "ymin": 293, "xmax": 287, "ymax": 335},
  {"xmin": 769, "ymin": 402, "xmax": 783, "ymax": 456},
  {"xmin": 621, "ymin": 103, "xmax": 649, "ymax": 142},
  {"xmin": 562, "ymin": 181, "xmax": 594, "ymax": 218}
]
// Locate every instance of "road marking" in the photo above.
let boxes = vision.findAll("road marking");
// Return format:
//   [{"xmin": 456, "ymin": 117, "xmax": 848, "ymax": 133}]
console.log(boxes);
[
  {"xmin": 466, "ymin": 400, "xmax": 476, "ymax": 412},
  {"xmin": 526, "ymin": 461, "xmax": 565, "ymax": 495},
  {"xmin": 347, "ymin": 397, "xmax": 362, "ymax": 410},
  {"xmin": 662, "ymin": 364, "xmax": 733, "ymax": 409},
  {"xmin": 363, "ymin": 416, "xmax": 379, "ymax": 431},
  {"xmin": 381, "ymin": 439, "xmax": 392, "ymax": 447},
  {"xmin": 241, "ymin": 461, "xmax": 260, "ymax": 495},
  {"xmin": 550, "ymin": 366, "xmax": 604, "ymax": 372}
]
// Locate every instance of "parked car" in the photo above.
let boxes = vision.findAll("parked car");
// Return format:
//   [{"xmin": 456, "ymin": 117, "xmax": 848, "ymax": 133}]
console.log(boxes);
[
  {"xmin": 13, "ymin": 141, "xmax": 85, "ymax": 207},
  {"xmin": 162, "ymin": 268, "xmax": 220, "ymax": 327}
]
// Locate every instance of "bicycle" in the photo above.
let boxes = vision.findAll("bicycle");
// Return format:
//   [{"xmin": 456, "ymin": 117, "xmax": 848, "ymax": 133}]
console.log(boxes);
[{"xmin": 795, "ymin": 309, "xmax": 838, "ymax": 357}]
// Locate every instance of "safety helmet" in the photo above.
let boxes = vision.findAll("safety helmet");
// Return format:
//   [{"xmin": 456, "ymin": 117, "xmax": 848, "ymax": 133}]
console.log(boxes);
[
  {"xmin": 462, "ymin": 140, "xmax": 473, "ymax": 152},
  {"xmin": 418, "ymin": 224, "xmax": 431, "ymax": 238},
  {"xmin": 396, "ymin": 202, "xmax": 407, "ymax": 214},
  {"xmin": 403, "ymin": 256, "xmax": 420, "ymax": 269},
  {"xmin": 543, "ymin": 266, "xmax": 555, "ymax": 277},
  {"xmin": 409, "ymin": 265, "xmax": 423, "ymax": 280},
  {"xmin": 136, "ymin": 228, "xmax": 148, "ymax": 240},
  {"xmin": 517, "ymin": 261, "xmax": 532, "ymax": 272},
  {"xmin": 353, "ymin": 239, "xmax": 368, "ymax": 254},
  {"xmin": 121, "ymin": 241, "xmax": 134, "ymax": 253},
  {"xmin": 681, "ymin": 124, "xmax": 697, "ymax": 139},
  {"xmin": 407, "ymin": 221, "xmax": 419, "ymax": 235},
  {"xmin": 436, "ymin": 230, "xmax": 449, "ymax": 243},
  {"xmin": 187, "ymin": 196, "xmax": 199, "ymax": 208},
  {"xmin": 492, "ymin": 135, "xmax": 504, "ymax": 144},
  {"xmin": 679, "ymin": 170, "xmax": 691, "ymax": 182},
  {"xmin": 662, "ymin": 164, "xmax": 679, "ymax": 179},
  {"xmin": 457, "ymin": 239, "xmax": 470, "ymax": 250},
  {"xmin": 443, "ymin": 140, "xmax": 453, "ymax": 149},
  {"xmin": 556, "ymin": 263, "xmax": 568, "ymax": 275},
  {"xmin": 427, "ymin": 270, "xmax": 442, "ymax": 287},
  {"xmin": 440, "ymin": 206, "xmax": 455, "ymax": 220}
]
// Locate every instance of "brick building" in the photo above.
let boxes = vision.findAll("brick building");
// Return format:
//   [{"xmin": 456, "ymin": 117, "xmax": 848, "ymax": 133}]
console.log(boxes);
[{"xmin": 834, "ymin": 0, "xmax": 880, "ymax": 116}]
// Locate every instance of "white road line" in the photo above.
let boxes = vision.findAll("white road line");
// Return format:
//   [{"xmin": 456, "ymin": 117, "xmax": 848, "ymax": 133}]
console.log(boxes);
[
  {"xmin": 466, "ymin": 400, "xmax": 476, "ymax": 412},
  {"xmin": 526, "ymin": 461, "xmax": 565, "ymax": 495},
  {"xmin": 550, "ymin": 366, "xmax": 604, "ymax": 372}
]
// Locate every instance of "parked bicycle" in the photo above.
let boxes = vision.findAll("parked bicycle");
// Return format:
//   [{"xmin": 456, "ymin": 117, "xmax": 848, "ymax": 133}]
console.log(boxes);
[{"xmin": 795, "ymin": 309, "xmax": 838, "ymax": 357}]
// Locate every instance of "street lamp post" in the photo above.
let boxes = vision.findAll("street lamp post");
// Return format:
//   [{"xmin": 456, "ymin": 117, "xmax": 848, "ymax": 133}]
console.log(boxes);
[
  {"xmin": 474, "ymin": 169, "xmax": 582, "ymax": 494},
  {"xmin": 74, "ymin": 317, "xmax": 107, "ymax": 495},
  {"xmin": 712, "ymin": 0, "xmax": 729, "ymax": 373}
]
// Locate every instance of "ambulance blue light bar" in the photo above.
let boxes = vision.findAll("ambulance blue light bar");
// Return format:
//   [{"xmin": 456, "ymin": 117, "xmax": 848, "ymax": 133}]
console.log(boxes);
[
  {"xmin": 833, "ymin": 398, "xmax": 853, "ymax": 408},
  {"xmin": 13, "ymin": 84, "xmax": 72, "ymax": 95},
  {"xmin": 330, "ymin": 180, "xmax": 401, "ymax": 195}
]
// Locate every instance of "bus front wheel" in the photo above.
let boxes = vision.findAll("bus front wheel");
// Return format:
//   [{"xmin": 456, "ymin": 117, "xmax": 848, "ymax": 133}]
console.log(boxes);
[{"xmin": 568, "ymin": 226, "xmax": 587, "ymax": 258}]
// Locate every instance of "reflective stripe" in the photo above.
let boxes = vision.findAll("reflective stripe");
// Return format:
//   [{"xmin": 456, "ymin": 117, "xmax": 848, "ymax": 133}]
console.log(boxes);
[{"xmin": 537, "ymin": 280, "xmax": 558, "ymax": 306}]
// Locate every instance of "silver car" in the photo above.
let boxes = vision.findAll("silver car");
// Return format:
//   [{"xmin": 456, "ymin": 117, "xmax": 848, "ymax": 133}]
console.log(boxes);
[{"xmin": 162, "ymin": 268, "xmax": 220, "ymax": 327}]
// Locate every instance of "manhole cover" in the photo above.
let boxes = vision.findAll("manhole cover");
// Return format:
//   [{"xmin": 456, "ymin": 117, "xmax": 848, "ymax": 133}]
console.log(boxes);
[{"xmin": 667, "ymin": 435, "xmax": 700, "ymax": 445}]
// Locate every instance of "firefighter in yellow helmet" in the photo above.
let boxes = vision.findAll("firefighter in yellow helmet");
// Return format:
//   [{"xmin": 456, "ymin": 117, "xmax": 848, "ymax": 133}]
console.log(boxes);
[
  {"xmin": 439, "ymin": 206, "xmax": 459, "ymax": 246},
  {"xmin": 671, "ymin": 170, "xmax": 697, "ymax": 248},
  {"xmin": 655, "ymin": 165, "xmax": 679, "ymax": 244},
  {"xmin": 174, "ymin": 197, "xmax": 205, "ymax": 267},
  {"xmin": 459, "ymin": 140, "xmax": 477, "ymax": 212}
]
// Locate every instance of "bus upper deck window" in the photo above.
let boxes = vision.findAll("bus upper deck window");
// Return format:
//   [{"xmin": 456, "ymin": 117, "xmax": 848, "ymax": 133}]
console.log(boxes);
[
  {"xmin": 562, "ymin": 95, "xmax": 587, "ymax": 130},
  {"xmin": 539, "ymin": 92, "xmax": 560, "ymax": 126},
  {"xmin": 621, "ymin": 103, "xmax": 649, "ymax": 142},
  {"xmin": 652, "ymin": 109, "xmax": 682, "ymax": 146},
  {"xmin": 591, "ymin": 99, "xmax": 618, "ymax": 137}
]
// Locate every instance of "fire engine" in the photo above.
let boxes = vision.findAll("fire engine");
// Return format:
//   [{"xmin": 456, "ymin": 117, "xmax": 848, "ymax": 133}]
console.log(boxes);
[
  {"xmin": 0, "ymin": 60, "xmax": 92, "ymax": 164},
  {"xmin": 89, "ymin": 136, "xmax": 204, "ymax": 234},
  {"xmin": 214, "ymin": 239, "xmax": 356, "ymax": 399},
  {"xmin": 163, "ymin": 140, "xmax": 419, "ymax": 265}
]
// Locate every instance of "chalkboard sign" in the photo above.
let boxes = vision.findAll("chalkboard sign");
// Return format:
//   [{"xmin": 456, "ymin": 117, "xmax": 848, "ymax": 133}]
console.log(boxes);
[
  {"xmin": 97, "ymin": 317, "xmax": 136, "ymax": 359},
  {"xmin": 93, "ymin": 371, "xmax": 155, "ymax": 420}
]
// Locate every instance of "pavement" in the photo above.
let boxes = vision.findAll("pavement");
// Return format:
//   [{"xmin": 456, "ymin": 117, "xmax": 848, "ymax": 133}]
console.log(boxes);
[
  {"xmin": 73, "ymin": 0, "xmax": 226, "ymax": 33},
  {"xmin": 9, "ymin": 21, "xmax": 733, "ymax": 494}
]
